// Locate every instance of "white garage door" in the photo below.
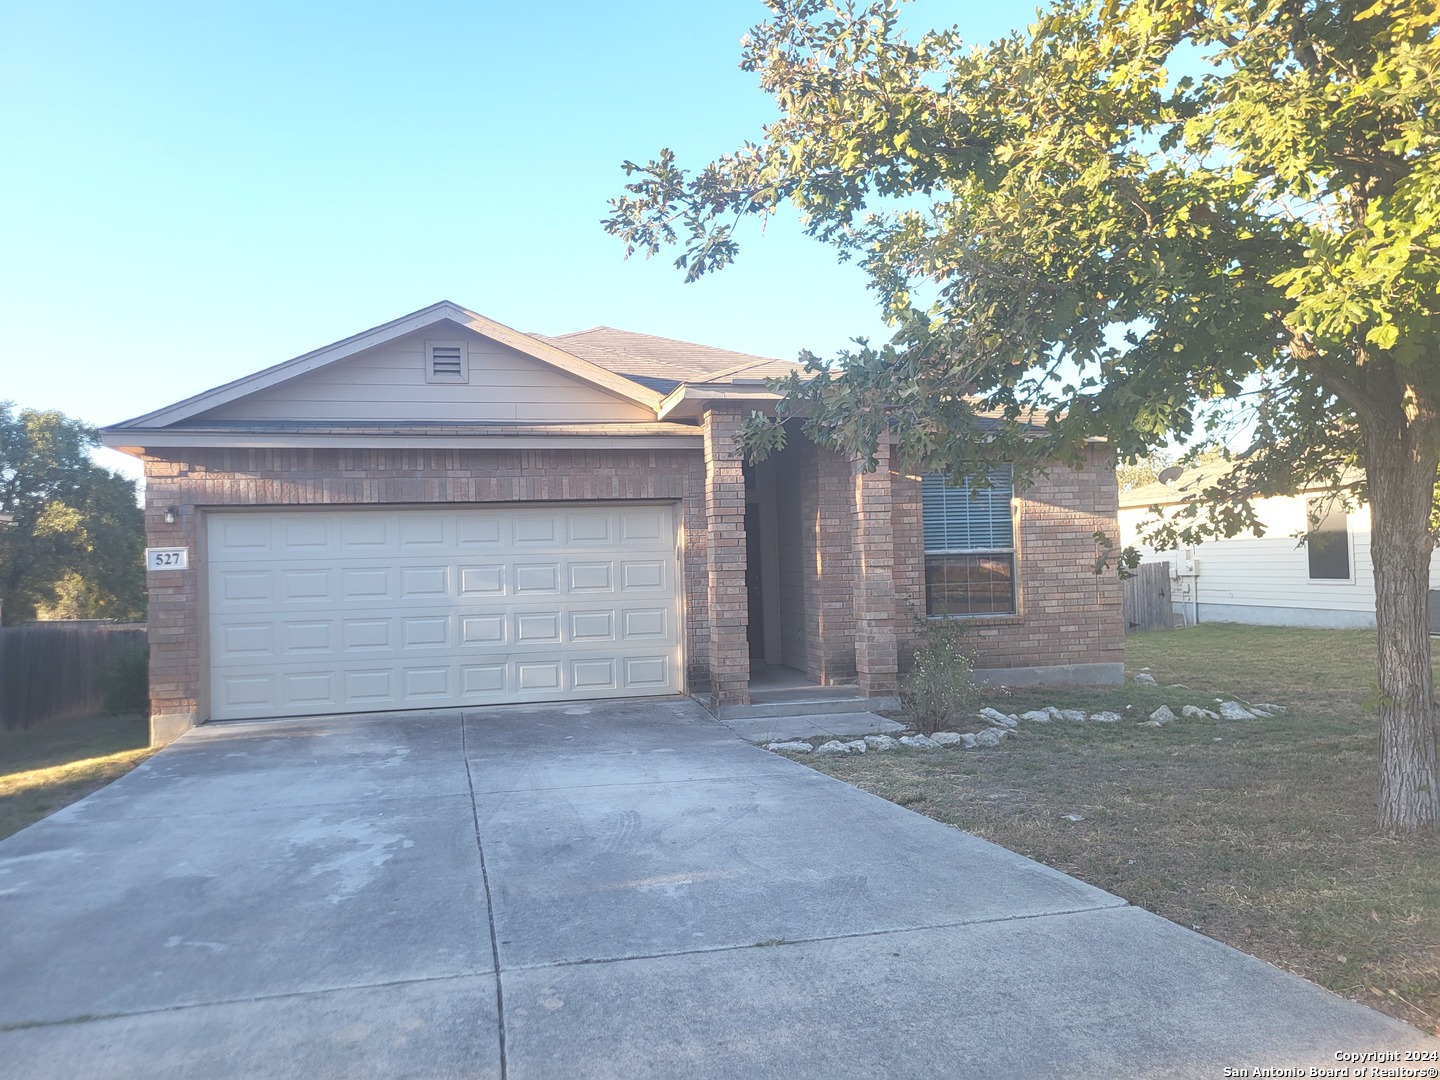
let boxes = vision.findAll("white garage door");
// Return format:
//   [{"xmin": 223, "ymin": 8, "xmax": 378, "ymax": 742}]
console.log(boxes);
[{"xmin": 206, "ymin": 503, "xmax": 682, "ymax": 720}]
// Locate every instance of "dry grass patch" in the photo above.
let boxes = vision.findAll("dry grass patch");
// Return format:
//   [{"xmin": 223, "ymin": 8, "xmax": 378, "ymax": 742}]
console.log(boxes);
[
  {"xmin": 808, "ymin": 624, "xmax": 1440, "ymax": 1033},
  {"xmin": 0, "ymin": 713, "xmax": 155, "ymax": 840}
]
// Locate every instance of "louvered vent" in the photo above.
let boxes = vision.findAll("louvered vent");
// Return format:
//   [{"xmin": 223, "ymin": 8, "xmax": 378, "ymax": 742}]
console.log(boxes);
[
  {"xmin": 430, "ymin": 346, "xmax": 463, "ymax": 377},
  {"xmin": 425, "ymin": 341, "xmax": 468, "ymax": 383}
]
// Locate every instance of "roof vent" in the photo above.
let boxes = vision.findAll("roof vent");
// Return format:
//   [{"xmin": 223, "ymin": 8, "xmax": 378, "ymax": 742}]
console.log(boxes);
[{"xmin": 426, "ymin": 341, "xmax": 468, "ymax": 383}]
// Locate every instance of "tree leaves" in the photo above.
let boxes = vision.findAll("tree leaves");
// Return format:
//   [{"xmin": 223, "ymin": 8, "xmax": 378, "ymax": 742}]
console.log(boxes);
[
  {"xmin": 0, "ymin": 404, "xmax": 145, "ymax": 624},
  {"xmin": 605, "ymin": 0, "xmax": 1440, "ymax": 514}
]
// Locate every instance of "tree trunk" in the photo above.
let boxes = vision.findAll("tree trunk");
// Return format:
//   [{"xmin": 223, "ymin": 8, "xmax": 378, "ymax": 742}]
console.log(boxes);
[{"xmin": 1363, "ymin": 420, "xmax": 1440, "ymax": 831}]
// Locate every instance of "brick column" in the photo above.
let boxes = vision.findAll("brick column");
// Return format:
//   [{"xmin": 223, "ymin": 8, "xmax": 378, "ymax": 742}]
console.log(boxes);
[
  {"xmin": 142, "ymin": 460, "xmax": 202, "ymax": 746},
  {"xmin": 852, "ymin": 442, "xmax": 898, "ymax": 696},
  {"xmin": 702, "ymin": 406, "xmax": 750, "ymax": 709}
]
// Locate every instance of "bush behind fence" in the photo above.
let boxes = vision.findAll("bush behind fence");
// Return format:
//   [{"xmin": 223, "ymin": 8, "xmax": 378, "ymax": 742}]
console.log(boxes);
[{"xmin": 0, "ymin": 622, "xmax": 148, "ymax": 732}]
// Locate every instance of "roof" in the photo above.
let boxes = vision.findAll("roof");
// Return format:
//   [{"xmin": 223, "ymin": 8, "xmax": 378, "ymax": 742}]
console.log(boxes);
[
  {"xmin": 1119, "ymin": 460, "xmax": 1237, "ymax": 509},
  {"xmin": 540, "ymin": 327, "xmax": 803, "ymax": 393},
  {"xmin": 107, "ymin": 302, "xmax": 666, "ymax": 431},
  {"xmin": 1119, "ymin": 459, "xmax": 1365, "ymax": 510},
  {"xmin": 97, "ymin": 306, "xmax": 823, "ymax": 454}
]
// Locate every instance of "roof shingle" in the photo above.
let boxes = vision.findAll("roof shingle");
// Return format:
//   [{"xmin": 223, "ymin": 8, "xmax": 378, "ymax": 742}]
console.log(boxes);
[{"xmin": 540, "ymin": 327, "xmax": 804, "ymax": 392}]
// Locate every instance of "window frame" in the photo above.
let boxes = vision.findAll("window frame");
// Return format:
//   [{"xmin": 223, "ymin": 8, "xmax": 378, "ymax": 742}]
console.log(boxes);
[
  {"xmin": 1304, "ymin": 496, "xmax": 1355, "ymax": 584},
  {"xmin": 921, "ymin": 468, "xmax": 1019, "ymax": 618}
]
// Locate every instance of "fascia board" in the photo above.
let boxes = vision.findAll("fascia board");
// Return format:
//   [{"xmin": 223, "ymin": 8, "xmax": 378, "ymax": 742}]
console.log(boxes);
[{"xmin": 98, "ymin": 430, "xmax": 702, "ymax": 455}]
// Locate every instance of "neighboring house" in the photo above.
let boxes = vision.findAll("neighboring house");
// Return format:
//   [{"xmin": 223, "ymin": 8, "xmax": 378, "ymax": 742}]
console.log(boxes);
[
  {"xmin": 1118, "ymin": 465, "xmax": 1440, "ymax": 629},
  {"xmin": 101, "ymin": 302, "xmax": 1123, "ymax": 744}
]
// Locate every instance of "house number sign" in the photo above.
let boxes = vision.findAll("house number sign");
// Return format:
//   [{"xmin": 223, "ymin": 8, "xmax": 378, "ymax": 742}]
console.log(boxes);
[{"xmin": 145, "ymin": 547, "xmax": 189, "ymax": 571}]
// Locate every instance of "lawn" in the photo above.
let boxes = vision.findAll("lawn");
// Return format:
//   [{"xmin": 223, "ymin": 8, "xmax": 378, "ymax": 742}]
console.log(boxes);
[
  {"xmin": 802, "ymin": 623, "xmax": 1440, "ymax": 1034},
  {"xmin": 0, "ymin": 713, "xmax": 155, "ymax": 840}
]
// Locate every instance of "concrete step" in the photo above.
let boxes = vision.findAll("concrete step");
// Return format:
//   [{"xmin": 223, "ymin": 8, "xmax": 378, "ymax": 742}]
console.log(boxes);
[
  {"xmin": 723, "ymin": 711, "xmax": 906, "ymax": 745},
  {"xmin": 715, "ymin": 695, "xmax": 889, "ymax": 721}
]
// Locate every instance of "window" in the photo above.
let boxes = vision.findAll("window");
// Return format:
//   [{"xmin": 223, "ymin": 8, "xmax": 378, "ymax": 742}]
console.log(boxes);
[
  {"xmin": 1306, "ymin": 498, "xmax": 1351, "ymax": 580},
  {"xmin": 425, "ymin": 340, "xmax": 469, "ymax": 383},
  {"xmin": 923, "ymin": 468, "xmax": 1016, "ymax": 615}
]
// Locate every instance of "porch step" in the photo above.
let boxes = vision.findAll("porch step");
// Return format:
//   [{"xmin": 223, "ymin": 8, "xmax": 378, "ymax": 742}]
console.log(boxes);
[
  {"xmin": 713, "ymin": 695, "xmax": 899, "ymax": 721},
  {"xmin": 722, "ymin": 711, "xmax": 906, "ymax": 745}
]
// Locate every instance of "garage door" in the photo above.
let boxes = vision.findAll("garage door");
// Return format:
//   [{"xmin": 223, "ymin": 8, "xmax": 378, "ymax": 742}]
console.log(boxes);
[{"xmin": 206, "ymin": 503, "xmax": 682, "ymax": 720}]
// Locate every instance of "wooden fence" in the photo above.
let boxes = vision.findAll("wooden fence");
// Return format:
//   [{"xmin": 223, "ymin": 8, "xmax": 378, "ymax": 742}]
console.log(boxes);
[
  {"xmin": 1123, "ymin": 562, "xmax": 1175, "ymax": 633},
  {"xmin": 0, "ymin": 622, "xmax": 147, "ymax": 732}
]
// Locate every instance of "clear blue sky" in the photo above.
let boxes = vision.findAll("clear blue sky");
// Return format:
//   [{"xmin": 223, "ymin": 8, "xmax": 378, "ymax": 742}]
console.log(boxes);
[{"xmin": 0, "ymin": 1, "xmax": 1046, "ymax": 479}]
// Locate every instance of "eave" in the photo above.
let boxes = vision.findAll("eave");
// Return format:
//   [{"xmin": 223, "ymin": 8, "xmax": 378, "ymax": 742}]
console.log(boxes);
[{"xmin": 100, "ymin": 422, "xmax": 704, "ymax": 456}]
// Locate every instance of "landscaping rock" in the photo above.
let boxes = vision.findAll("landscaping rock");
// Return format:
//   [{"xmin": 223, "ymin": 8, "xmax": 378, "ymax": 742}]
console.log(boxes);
[
  {"xmin": 863, "ymin": 734, "xmax": 899, "ymax": 751},
  {"xmin": 1019, "ymin": 709, "xmax": 1053, "ymax": 723},
  {"xmin": 1061, "ymin": 709, "xmax": 1088, "ymax": 723},
  {"xmin": 1132, "ymin": 672, "xmax": 1158, "ymax": 686},
  {"xmin": 765, "ymin": 741, "xmax": 814, "ymax": 754},
  {"xmin": 1217, "ymin": 701, "xmax": 1257, "ymax": 720},
  {"xmin": 972, "ymin": 728, "xmax": 1003, "ymax": 748},
  {"xmin": 1148, "ymin": 705, "xmax": 1177, "ymax": 726},
  {"xmin": 979, "ymin": 707, "xmax": 1016, "ymax": 726},
  {"xmin": 843, "ymin": 739, "xmax": 869, "ymax": 753},
  {"xmin": 815, "ymin": 740, "xmax": 852, "ymax": 754},
  {"xmin": 1089, "ymin": 711, "xmax": 1123, "ymax": 723},
  {"xmin": 1181, "ymin": 705, "xmax": 1220, "ymax": 720},
  {"xmin": 1247, "ymin": 703, "xmax": 1288, "ymax": 717},
  {"xmin": 899, "ymin": 734, "xmax": 941, "ymax": 749},
  {"xmin": 930, "ymin": 732, "xmax": 968, "ymax": 747},
  {"xmin": 1045, "ymin": 706, "xmax": 1066, "ymax": 722},
  {"xmin": 956, "ymin": 733, "xmax": 979, "ymax": 749}
]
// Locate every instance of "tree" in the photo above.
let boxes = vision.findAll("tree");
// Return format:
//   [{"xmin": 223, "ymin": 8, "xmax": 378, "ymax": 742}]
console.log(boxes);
[
  {"xmin": 0, "ymin": 404, "xmax": 145, "ymax": 624},
  {"xmin": 605, "ymin": 0, "xmax": 1440, "ymax": 829}
]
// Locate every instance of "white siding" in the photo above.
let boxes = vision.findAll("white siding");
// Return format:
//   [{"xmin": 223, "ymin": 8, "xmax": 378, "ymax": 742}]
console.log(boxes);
[
  {"xmin": 1119, "ymin": 494, "xmax": 1440, "ymax": 624},
  {"xmin": 200, "ymin": 324, "xmax": 655, "ymax": 424}
]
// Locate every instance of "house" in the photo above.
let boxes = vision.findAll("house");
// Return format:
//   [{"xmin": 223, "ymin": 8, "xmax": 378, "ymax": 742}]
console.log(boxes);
[
  {"xmin": 1118, "ymin": 464, "xmax": 1440, "ymax": 629},
  {"xmin": 100, "ymin": 302, "xmax": 1124, "ymax": 745}
]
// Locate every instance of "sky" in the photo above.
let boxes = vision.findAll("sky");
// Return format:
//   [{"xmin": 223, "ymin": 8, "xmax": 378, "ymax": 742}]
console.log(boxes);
[{"xmin": 0, "ymin": 1, "xmax": 1048, "ymax": 482}]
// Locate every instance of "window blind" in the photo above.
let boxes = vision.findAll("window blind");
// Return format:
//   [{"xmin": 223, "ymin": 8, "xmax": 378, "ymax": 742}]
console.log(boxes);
[{"xmin": 921, "ymin": 468, "xmax": 1014, "ymax": 552}]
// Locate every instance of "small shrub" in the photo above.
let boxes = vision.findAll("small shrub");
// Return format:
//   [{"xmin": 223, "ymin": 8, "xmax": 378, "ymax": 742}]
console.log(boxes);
[
  {"xmin": 98, "ymin": 644, "xmax": 149, "ymax": 717},
  {"xmin": 899, "ymin": 620, "xmax": 980, "ymax": 735}
]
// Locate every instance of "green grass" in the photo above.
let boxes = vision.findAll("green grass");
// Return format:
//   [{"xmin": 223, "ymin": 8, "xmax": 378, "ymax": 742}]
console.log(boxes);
[
  {"xmin": 0, "ymin": 713, "xmax": 155, "ymax": 840},
  {"xmin": 804, "ymin": 624, "xmax": 1440, "ymax": 1034}
]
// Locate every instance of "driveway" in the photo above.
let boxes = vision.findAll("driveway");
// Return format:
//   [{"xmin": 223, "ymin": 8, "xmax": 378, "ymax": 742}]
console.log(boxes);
[{"xmin": 0, "ymin": 699, "xmax": 1433, "ymax": 1078}]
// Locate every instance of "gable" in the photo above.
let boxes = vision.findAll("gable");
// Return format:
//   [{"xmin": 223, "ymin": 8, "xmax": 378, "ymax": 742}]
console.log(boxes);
[{"xmin": 195, "ymin": 322, "xmax": 658, "ymax": 425}]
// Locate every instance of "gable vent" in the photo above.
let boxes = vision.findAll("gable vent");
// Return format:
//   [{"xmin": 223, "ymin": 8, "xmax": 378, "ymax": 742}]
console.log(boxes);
[
  {"xmin": 431, "ymin": 347, "xmax": 463, "ymax": 375},
  {"xmin": 425, "ymin": 340, "xmax": 469, "ymax": 383}
]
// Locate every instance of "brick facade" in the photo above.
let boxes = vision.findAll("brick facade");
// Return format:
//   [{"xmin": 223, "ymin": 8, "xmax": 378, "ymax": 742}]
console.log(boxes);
[
  {"xmin": 891, "ymin": 443, "xmax": 1125, "ymax": 677},
  {"xmin": 851, "ymin": 442, "xmax": 898, "ymax": 696},
  {"xmin": 701, "ymin": 407, "xmax": 750, "ymax": 709},
  {"xmin": 141, "ymin": 447, "xmax": 710, "ymax": 737},
  {"xmin": 138, "ymin": 435, "xmax": 1121, "ymax": 742}
]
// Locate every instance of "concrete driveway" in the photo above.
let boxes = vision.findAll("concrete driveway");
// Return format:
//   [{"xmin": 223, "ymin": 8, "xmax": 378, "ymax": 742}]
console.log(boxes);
[{"xmin": 1, "ymin": 699, "xmax": 1433, "ymax": 1078}]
